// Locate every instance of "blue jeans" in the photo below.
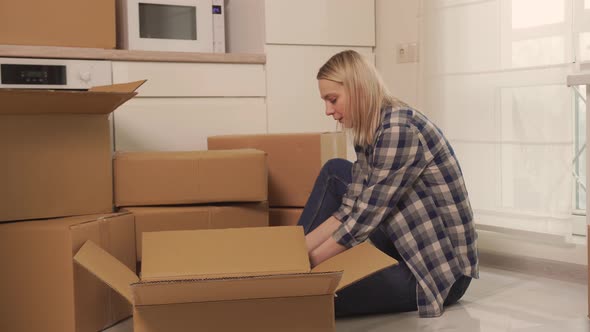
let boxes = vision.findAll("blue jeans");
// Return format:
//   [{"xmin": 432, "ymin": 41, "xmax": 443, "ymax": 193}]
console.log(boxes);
[{"xmin": 297, "ymin": 158, "xmax": 470, "ymax": 317}]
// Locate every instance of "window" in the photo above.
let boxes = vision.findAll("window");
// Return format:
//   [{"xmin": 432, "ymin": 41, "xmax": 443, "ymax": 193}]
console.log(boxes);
[
  {"xmin": 420, "ymin": 0, "xmax": 582, "ymax": 236},
  {"xmin": 574, "ymin": 85, "xmax": 586, "ymax": 212}
]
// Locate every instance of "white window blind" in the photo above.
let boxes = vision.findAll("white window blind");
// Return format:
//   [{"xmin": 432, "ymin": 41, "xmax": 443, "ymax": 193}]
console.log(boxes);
[{"xmin": 419, "ymin": 0, "xmax": 588, "ymax": 237}]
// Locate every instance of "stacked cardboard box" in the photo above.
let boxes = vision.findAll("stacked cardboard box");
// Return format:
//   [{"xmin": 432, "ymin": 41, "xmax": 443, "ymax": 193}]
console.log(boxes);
[
  {"xmin": 0, "ymin": 81, "xmax": 143, "ymax": 332},
  {"xmin": 114, "ymin": 149, "xmax": 270, "ymax": 260},
  {"xmin": 0, "ymin": 0, "xmax": 116, "ymax": 48},
  {"xmin": 0, "ymin": 213, "xmax": 136, "ymax": 332},
  {"xmin": 122, "ymin": 203, "xmax": 269, "ymax": 262},
  {"xmin": 207, "ymin": 132, "xmax": 347, "ymax": 227},
  {"xmin": 0, "ymin": 81, "xmax": 143, "ymax": 222},
  {"xmin": 269, "ymin": 208, "xmax": 305, "ymax": 227}
]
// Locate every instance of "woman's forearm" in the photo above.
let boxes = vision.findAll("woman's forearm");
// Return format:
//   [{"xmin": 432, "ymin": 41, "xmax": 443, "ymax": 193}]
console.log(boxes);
[
  {"xmin": 309, "ymin": 235, "xmax": 347, "ymax": 267},
  {"xmin": 304, "ymin": 216, "xmax": 348, "ymax": 267},
  {"xmin": 304, "ymin": 216, "xmax": 341, "ymax": 253}
]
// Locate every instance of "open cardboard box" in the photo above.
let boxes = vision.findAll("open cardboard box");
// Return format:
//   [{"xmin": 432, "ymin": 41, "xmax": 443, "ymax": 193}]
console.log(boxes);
[
  {"xmin": 0, "ymin": 80, "xmax": 146, "ymax": 222},
  {"xmin": 75, "ymin": 226, "xmax": 398, "ymax": 331}
]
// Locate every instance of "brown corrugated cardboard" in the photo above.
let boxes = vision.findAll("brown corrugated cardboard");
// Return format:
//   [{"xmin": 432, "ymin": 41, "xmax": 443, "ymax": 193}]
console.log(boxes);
[
  {"xmin": 208, "ymin": 132, "xmax": 347, "ymax": 207},
  {"xmin": 74, "ymin": 226, "xmax": 397, "ymax": 332},
  {"xmin": 270, "ymin": 207, "xmax": 303, "ymax": 226},
  {"xmin": 132, "ymin": 295, "xmax": 335, "ymax": 331},
  {"xmin": 0, "ymin": 0, "xmax": 116, "ymax": 48},
  {"xmin": 0, "ymin": 213, "xmax": 136, "ymax": 332},
  {"xmin": 122, "ymin": 202, "xmax": 269, "ymax": 261},
  {"xmin": 141, "ymin": 227, "xmax": 310, "ymax": 281},
  {"xmin": 0, "ymin": 80, "xmax": 145, "ymax": 222},
  {"xmin": 114, "ymin": 150, "xmax": 268, "ymax": 207}
]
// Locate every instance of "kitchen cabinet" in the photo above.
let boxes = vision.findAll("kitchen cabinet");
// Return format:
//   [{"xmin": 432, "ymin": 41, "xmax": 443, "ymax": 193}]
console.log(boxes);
[
  {"xmin": 226, "ymin": 0, "xmax": 375, "ymax": 52},
  {"xmin": 265, "ymin": 0, "xmax": 375, "ymax": 47},
  {"xmin": 112, "ymin": 61, "xmax": 265, "ymax": 97},
  {"xmin": 112, "ymin": 61, "xmax": 266, "ymax": 151}
]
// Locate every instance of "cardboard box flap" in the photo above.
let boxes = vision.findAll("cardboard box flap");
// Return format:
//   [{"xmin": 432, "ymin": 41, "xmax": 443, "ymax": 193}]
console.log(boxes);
[
  {"xmin": 73, "ymin": 241, "xmax": 139, "ymax": 304},
  {"xmin": 311, "ymin": 241, "xmax": 398, "ymax": 292},
  {"xmin": 141, "ymin": 227, "xmax": 310, "ymax": 281},
  {"xmin": 0, "ymin": 80, "xmax": 144, "ymax": 115},
  {"xmin": 89, "ymin": 80, "xmax": 146, "ymax": 93},
  {"xmin": 132, "ymin": 271, "xmax": 342, "ymax": 306}
]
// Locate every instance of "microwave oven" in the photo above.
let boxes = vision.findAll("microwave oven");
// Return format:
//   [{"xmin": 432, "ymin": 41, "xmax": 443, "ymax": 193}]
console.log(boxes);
[{"xmin": 117, "ymin": 0, "xmax": 225, "ymax": 53}]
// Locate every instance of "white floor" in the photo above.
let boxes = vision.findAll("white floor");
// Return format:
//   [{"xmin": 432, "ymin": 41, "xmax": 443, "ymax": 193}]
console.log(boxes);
[{"xmin": 105, "ymin": 265, "xmax": 589, "ymax": 332}]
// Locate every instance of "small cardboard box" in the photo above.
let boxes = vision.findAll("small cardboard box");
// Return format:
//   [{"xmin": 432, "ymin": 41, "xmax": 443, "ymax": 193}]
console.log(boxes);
[
  {"xmin": 75, "ymin": 226, "xmax": 397, "ymax": 332},
  {"xmin": 114, "ymin": 150, "xmax": 268, "ymax": 207},
  {"xmin": 270, "ymin": 207, "xmax": 303, "ymax": 227},
  {"xmin": 208, "ymin": 132, "xmax": 347, "ymax": 207},
  {"xmin": 0, "ymin": 212, "xmax": 136, "ymax": 332},
  {"xmin": 0, "ymin": 0, "xmax": 116, "ymax": 48},
  {"xmin": 122, "ymin": 202, "xmax": 269, "ymax": 261},
  {"xmin": 0, "ymin": 80, "xmax": 145, "ymax": 222}
]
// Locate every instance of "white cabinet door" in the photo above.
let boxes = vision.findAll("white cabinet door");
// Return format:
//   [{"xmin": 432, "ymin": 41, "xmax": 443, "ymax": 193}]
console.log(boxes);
[
  {"xmin": 112, "ymin": 61, "xmax": 266, "ymax": 97},
  {"xmin": 266, "ymin": 44, "xmax": 373, "ymax": 134},
  {"xmin": 114, "ymin": 97, "xmax": 267, "ymax": 152},
  {"xmin": 265, "ymin": 0, "xmax": 375, "ymax": 46}
]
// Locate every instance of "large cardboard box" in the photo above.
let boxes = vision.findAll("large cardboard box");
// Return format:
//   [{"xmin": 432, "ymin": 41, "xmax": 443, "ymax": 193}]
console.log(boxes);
[
  {"xmin": 75, "ymin": 226, "xmax": 397, "ymax": 332},
  {"xmin": 0, "ymin": 213, "xmax": 136, "ymax": 332},
  {"xmin": 122, "ymin": 202, "xmax": 269, "ymax": 261},
  {"xmin": 0, "ymin": 80, "xmax": 144, "ymax": 222},
  {"xmin": 0, "ymin": 0, "xmax": 116, "ymax": 48},
  {"xmin": 270, "ymin": 207, "xmax": 303, "ymax": 227},
  {"xmin": 208, "ymin": 132, "xmax": 347, "ymax": 207},
  {"xmin": 114, "ymin": 150, "xmax": 268, "ymax": 207}
]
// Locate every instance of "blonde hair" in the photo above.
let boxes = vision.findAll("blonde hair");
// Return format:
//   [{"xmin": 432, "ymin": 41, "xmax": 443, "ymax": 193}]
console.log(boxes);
[{"xmin": 317, "ymin": 50, "xmax": 408, "ymax": 147}]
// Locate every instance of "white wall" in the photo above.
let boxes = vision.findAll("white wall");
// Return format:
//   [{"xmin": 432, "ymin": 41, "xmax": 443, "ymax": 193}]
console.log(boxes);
[{"xmin": 375, "ymin": 0, "xmax": 421, "ymax": 110}]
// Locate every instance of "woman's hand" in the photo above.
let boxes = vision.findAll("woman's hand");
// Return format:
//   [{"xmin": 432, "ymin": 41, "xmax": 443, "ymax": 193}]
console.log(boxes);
[
  {"xmin": 304, "ymin": 216, "xmax": 348, "ymax": 267},
  {"xmin": 309, "ymin": 235, "xmax": 347, "ymax": 268},
  {"xmin": 304, "ymin": 216, "xmax": 342, "ymax": 253}
]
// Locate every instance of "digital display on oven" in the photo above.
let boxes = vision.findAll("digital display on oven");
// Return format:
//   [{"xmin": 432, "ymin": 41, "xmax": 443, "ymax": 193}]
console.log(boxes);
[
  {"xmin": 212, "ymin": 5, "xmax": 222, "ymax": 14},
  {"xmin": 23, "ymin": 70, "xmax": 46, "ymax": 79},
  {"xmin": 0, "ymin": 64, "xmax": 66, "ymax": 85}
]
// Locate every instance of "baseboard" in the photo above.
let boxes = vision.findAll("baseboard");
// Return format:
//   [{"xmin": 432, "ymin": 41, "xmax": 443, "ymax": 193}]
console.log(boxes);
[{"xmin": 479, "ymin": 250, "xmax": 587, "ymax": 285}]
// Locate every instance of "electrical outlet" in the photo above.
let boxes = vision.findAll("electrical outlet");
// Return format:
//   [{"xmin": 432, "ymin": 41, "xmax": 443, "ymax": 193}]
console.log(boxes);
[{"xmin": 396, "ymin": 43, "xmax": 419, "ymax": 64}]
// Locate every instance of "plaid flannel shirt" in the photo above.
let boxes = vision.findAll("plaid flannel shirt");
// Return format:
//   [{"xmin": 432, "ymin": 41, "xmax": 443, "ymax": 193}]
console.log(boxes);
[{"xmin": 332, "ymin": 107, "xmax": 479, "ymax": 317}]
